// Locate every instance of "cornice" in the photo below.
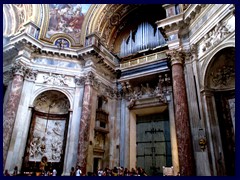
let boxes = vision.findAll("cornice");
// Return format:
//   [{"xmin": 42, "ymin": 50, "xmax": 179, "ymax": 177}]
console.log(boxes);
[{"xmin": 3, "ymin": 32, "xmax": 120, "ymax": 73}]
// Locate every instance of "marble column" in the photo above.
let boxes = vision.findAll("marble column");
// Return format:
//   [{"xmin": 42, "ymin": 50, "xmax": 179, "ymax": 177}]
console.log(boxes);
[
  {"xmin": 77, "ymin": 72, "xmax": 94, "ymax": 174},
  {"xmin": 3, "ymin": 62, "xmax": 26, "ymax": 166},
  {"xmin": 167, "ymin": 49, "xmax": 195, "ymax": 176},
  {"xmin": 4, "ymin": 68, "xmax": 38, "ymax": 172}
]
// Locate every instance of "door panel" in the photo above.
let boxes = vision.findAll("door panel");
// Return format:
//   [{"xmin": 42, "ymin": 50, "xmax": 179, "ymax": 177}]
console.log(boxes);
[{"xmin": 136, "ymin": 113, "xmax": 171, "ymax": 176}]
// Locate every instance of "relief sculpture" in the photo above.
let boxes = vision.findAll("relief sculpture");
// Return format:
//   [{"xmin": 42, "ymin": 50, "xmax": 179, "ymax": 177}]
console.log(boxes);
[{"xmin": 28, "ymin": 117, "xmax": 66, "ymax": 162}]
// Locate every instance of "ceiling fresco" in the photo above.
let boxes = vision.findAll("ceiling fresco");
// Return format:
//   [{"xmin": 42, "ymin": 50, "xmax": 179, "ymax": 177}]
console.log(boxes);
[{"xmin": 46, "ymin": 4, "xmax": 91, "ymax": 43}]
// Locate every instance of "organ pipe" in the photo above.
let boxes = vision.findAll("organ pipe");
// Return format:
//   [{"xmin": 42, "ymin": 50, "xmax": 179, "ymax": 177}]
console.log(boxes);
[{"xmin": 120, "ymin": 22, "xmax": 166, "ymax": 57}]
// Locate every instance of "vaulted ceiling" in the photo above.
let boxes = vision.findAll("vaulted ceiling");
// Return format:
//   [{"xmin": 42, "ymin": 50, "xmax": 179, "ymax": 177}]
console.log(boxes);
[{"xmin": 3, "ymin": 4, "xmax": 166, "ymax": 53}]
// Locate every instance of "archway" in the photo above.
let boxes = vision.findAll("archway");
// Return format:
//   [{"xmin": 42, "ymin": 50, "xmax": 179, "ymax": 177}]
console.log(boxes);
[
  {"xmin": 204, "ymin": 47, "xmax": 235, "ymax": 175},
  {"xmin": 21, "ymin": 90, "xmax": 70, "ymax": 176}
]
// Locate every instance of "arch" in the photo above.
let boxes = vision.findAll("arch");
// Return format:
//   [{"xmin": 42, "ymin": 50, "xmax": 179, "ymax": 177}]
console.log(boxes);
[
  {"xmin": 201, "ymin": 41, "xmax": 235, "ymax": 89},
  {"xmin": 39, "ymin": 4, "xmax": 92, "ymax": 47},
  {"xmin": 3, "ymin": 4, "xmax": 37, "ymax": 37},
  {"xmin": 30, "ymin": 87, "xmax": 73, "ymax": 110},
  {"xmin": 87, "ymin": 4, "xmax": 166, "ymax": 52}
]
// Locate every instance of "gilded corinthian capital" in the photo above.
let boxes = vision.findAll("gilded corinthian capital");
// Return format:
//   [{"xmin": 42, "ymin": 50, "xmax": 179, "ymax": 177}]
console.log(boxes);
[{"xmin": 166, "ymin": 48, "xmax": 186, "ymax": 65}]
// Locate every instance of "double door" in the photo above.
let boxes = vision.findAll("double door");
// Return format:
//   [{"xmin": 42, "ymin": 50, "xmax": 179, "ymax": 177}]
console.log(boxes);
[{"xmin": 136, "ymin": 113, "xmax": 172, "ymax": 176}]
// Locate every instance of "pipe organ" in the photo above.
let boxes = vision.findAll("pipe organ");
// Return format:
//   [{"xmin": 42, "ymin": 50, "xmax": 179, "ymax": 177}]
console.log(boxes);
[{"xmin": 120, "ymin": 22, "xmax": 166, "ymax": 57}]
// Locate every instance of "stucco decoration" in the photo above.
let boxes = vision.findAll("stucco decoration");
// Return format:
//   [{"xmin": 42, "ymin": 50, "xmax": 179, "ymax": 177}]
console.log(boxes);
[
  {"xmin": 202, "ymin": 21, "xmax": 231, "ymax": 52},
  {"xmin": 42, "ymin": 73, "xmax": 71, "ymax": 86},
  {"xmin": 46, "ymin": 4, "xmax": 91, "ymax": 44},
  {"xmin": 207, "ymin": 48, "xmax": 235, "ymax": 90},
  {"xmin": 33, "ymin": 90, "xmax": 70, "ymax": 114},
  {"xmin": 28, "ymin": 117, "xmax": 66, "ymax": 162}
]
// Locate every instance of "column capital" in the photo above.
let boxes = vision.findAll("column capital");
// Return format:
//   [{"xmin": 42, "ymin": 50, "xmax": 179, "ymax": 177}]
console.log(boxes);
[
  {"xmin": 190, "ymin": 44, "xmax": 198, "ymax": 61},
  {"xmin": 3, "ymin": 70, "xmax": 13, "ymax": 86},
  {"xmin": 166, "ymin": 48, "xmax": 186, "ymax": 65},
  {"xmin": 75, "ymin": 75, "xmax": 86, "ymax": 87},
  {"xmin": 11, "ymin": 62, "xmax": 26, "ymax": 77},
  {"xmin": 24, "ymin": 68, "xmax": 38, "ymax": 82},
  {"xmin": 85, "ymin": 71, "xmax": 95, "ymax": 85}
]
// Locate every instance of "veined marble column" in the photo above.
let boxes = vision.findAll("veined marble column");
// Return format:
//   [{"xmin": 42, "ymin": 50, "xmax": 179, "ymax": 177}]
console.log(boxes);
[
  {"xmin": 4, "ymin": 68, "xmax": 38, "ymax": 172},
  {"xmin": 77, "ymin": 72, "xmax": 94, "ymax": 174},
  {"xmin": 167, "ymin": 49, "xmax": 195, "ymax": 176},
  {"xmin": 3, "ymin": 62, "xmax": 26, "ymax": 166}
]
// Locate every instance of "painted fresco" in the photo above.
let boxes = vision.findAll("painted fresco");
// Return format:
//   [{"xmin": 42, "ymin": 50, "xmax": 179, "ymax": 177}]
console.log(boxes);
[{"xmin": 46, "ymin": 4, "xmax": 91, "ymax": 43}]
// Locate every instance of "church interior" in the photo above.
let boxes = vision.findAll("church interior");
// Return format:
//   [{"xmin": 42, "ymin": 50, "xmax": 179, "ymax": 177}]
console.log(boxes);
[{"xmin": 3, "ymin": 4, "xmax": 235, "ymax": 176}]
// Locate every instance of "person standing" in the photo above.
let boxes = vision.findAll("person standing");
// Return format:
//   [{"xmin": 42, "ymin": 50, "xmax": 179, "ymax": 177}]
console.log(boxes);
[
  {"xmin": 12, "ymin": 166, "xmax": 18, "ymax": 176},
  {"xmin": 76, "ymin": 166, "xmax": 82, "ymax": 176},
  {"xmin": 4, "ymin": 169, "xmax": 10, "ymax": 176},
  {"xmin": 70, "ymin": 167, "xmax": 75, "ymax": 176},
  {"xmin": 52, "ymin": 168, "xmax": 57, "ymax": 176}
]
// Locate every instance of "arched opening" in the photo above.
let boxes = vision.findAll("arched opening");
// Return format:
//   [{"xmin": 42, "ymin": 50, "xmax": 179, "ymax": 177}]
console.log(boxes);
[
  {"xmin": 21, "ymin": 90, "xmax": 70, "ymax": 176},
  {"xmin": 205, "ymin": 47, "xmax": 235, "ymax": 175},
  {"xmin": 113, "ymin": 4, "xmax": 167, "ymax": 57}
]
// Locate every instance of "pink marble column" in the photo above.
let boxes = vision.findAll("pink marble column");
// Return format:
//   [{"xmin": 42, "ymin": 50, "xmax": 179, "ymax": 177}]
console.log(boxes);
[
  {"xmin": 167, "ymin": 49, "xmax": 195, "ymax": 176},
  {"xmin": 3, "ymin": 63, "xmax": 26, "ymax": 166},
  {"xmin": 77, "ymin": 72, "xmax": 94, "ymax": 174}
]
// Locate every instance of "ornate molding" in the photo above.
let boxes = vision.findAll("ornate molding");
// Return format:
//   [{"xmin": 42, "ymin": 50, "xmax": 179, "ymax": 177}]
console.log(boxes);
[
  {"xmin": 95, "ymin": 80, "xmax": 117, "ymax": 99},
  {"xmin": 92, "ymin": 78, "xmax": 101, "ymax": 90},
  {"xmin": 25, "ymin": 68, "xmax": 38, "ymax": 81},
  {"xmin": 75, "ymin": 76, "xmax": 86, "ymax": 87},
  {"xmin": 42, "ymin": 72, "xmax": 70, "ymax": 86},
  {"xmin": 11, "ymin": 62, "xmax": 26, "ymax": 76},
  {"xmin": 202, "ymin": 21, "xmax": 231, "ymax": 53},
  {"xmin": 190, "ymin": 44, "xmax": 198, "ymax": 60},
  {"xmin": 85, "ymin": 71, "xmax": 95, "ymax": 85},
  {"xmin": 121, "ymin": 74, "xmax": 170, "ymax": 109}
]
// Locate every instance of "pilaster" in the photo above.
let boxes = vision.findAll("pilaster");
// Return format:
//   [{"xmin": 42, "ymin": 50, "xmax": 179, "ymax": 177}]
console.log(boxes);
[
  {"xmin": 3, "ymin": 62, "xmax": 26, "ymax": 167},
  {"xmin": 77, "ymin": 71, "xmax": 95, "ymax": 174}
]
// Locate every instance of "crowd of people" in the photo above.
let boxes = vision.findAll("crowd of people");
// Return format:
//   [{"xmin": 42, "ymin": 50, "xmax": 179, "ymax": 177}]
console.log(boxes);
[
  {"xmin": 70, "ymin": 166, "xmax": 148, "ymax": 176},
  {"xmin": 3, "ymin": 166, "xmax": 148, "ymax": 176}
]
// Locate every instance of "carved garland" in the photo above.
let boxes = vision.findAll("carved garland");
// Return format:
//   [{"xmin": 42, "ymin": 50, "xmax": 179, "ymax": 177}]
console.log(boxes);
[{"xmin": 202, "ymin": 21, "xmax": 231, "ymax": 53}]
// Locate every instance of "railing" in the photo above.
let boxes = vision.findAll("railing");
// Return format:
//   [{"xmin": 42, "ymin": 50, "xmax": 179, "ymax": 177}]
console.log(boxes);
[{"xmin": 120, "ymin": 51, "xmax": 167, "ymax": 69}]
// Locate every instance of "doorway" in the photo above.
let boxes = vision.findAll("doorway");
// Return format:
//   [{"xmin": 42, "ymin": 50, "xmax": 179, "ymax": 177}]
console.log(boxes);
[
  {"xmin": 136, "ymin": 112, "xmax": 171, "ymax": 176},
  {"xmin": 215, "ymin": 91, "xmax": 235, "ymax": 176},
  {"xmin": 93, "ymin": 158, "xmax": 102, "ymax": 174}
]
